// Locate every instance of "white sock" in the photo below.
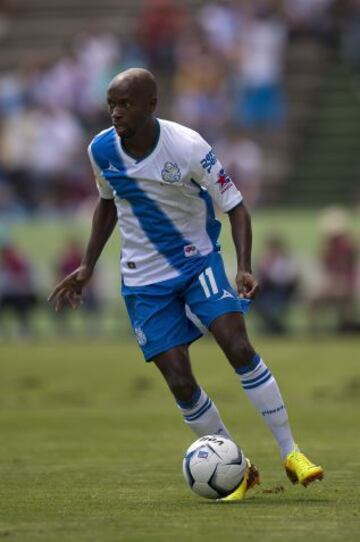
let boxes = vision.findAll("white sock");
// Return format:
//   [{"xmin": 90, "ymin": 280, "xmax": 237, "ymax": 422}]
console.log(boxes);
[
  {"xmin": 177, "ymin": 387, "xmax": 231, "ymax": 439},
  {"xmin": 237, "ymin": 354, "xmax": 296, "ymax": 459}
]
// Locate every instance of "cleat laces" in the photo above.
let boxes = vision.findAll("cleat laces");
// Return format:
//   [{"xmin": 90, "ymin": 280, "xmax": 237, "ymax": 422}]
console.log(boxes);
[{"xmin": 292, "ymin": 453, "xmax": 313, "ymax": 470}]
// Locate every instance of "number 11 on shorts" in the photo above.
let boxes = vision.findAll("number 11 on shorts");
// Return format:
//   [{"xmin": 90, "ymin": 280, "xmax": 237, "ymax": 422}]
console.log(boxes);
[{"xmin": 199, "ymin": 267, "xmax": 219, "ymax": 298}]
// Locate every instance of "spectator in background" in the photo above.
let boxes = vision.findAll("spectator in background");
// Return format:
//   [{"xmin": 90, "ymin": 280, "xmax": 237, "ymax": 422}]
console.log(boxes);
[
  {"xmin": 232, "ymin": 3, "xmax": 287, "ymax": 129},
  {"xmin": 172, "ymin": 25, "xmax": 228, "ymax": 140},
  {"xmin": 0, "ymin": 105, "xmax": 39, "ymax": 211},
  {"xmin": 309, "ymin": 208, "xmax": 359, "ymax": 333},
  {"xmin": 254, "ymin": 235, "xmax": 299, "ymax": 334},
  {"xmin": 215, "ymin": 128, "xmax": 263, "ymax": 208},
  {"xmin": 137, "ymin": 0, "xmax": 188, "ymax": 75},
  {"xmin": 0, "ymin": 240, "xmax": 38, "ymax": 338},
  {"xmin": 197, "ymin": 0, "xmax": 242, "ymax": 60},
  {"xmin": 1, "ymin": 103, "xmax": 88, "ymax": 212},
  {"xmin": 31, "ymin": 49, "xmax": 87, "ymax": 113},
  {"xmin": 73, "ymin": 30, "xmax": 122, "ymax": 127},
  {"xmin": 26, "ymin": 105, "xmax": 87, "ymax": 211},
  {"xmin": 29, "ymin": 35, "xmax": 121, "ymax": 131},
  {"xmin": 0, "ymin": 67, "xmax": 29, "ymax": 117}
]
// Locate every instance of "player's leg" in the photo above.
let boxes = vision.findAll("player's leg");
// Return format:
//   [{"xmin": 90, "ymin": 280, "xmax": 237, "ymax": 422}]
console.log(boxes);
[
  {"xmin": 212, "ymin": 314, "xmax": 323, "ymax": 484},
  {"xmin": 121, "ymin": 278, "xmax": 230, "ymax": 439},
  {"xmin": 154, "ymin": 344, "xmax": 260, "ymax": 502},
  {"xmin": 210, "ymin": 312, "xmax": 297, "ymax": 460},
  {"xmin": 186, "ymin": 253, "xmax": 323, "ymax": 485},
  {"xmin": 185, "ymin": 255, "xmax": 297, "ymax": 456},
  {"xmin": 153, "ymin": 345, "xmax": 231, "ymax": 438}
]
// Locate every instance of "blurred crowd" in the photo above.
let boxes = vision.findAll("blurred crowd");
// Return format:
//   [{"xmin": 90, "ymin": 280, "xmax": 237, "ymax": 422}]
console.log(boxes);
[
  {"xmin": 254, "ymin": 208, "xmax": 359, "ymax": 335},
  {"xmin": 0, "ymin": 232, "xmax": 102, "ymax": 339},
  {"xmin": 0, "ymin": 0, "xmax": 360, "ymax": 214}
]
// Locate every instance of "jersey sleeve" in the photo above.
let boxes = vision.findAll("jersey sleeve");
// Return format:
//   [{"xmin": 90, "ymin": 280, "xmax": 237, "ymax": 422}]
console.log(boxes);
[
  {"xmin": 190, "ymin": 134, "xmax": 243, "ymax": 212},
  {"xmin": 87, "ymin": 143, "xmax": 114, "ymax": 199}
]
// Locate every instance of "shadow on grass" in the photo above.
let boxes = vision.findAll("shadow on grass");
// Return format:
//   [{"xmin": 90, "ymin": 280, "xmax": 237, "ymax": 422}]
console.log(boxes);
[
  {"xmin": 199, "ymin": 496, "xmax": 331, "ymax": 506},
  {"xmin": 147, "ymin": 494, "xmax": 332, "ymax": 509}
]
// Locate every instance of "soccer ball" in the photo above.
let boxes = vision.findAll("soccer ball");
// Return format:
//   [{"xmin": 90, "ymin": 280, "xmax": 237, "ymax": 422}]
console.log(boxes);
[{"xmin": 183, "ymin": 435, "xmax": 246, "ymax": 499}]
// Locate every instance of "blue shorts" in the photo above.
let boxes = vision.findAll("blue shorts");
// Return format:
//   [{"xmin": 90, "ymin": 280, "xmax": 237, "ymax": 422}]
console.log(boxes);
[{"xmin": 122, "ymin": 252, "xmax": 251, "ymax": 361}]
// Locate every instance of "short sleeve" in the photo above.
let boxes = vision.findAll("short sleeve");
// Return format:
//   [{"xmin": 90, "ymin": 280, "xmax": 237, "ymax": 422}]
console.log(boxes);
[
  {"xmin": 190, "ymin": 134, "xmax": 242, "ymax": 213},
  {"xmin": 87, "ymin": 143, "xmax": 114, "ymax": 199}
]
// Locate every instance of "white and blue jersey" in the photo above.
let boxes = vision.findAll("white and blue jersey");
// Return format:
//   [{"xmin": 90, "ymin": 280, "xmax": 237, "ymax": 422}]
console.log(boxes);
[
  {"xmin": 88, "ymin": 118, "xmax": 242, "ymax": 287},
  {"xmin": 88, "ymin": 118, "xmax": 248, "ymax": 361}
]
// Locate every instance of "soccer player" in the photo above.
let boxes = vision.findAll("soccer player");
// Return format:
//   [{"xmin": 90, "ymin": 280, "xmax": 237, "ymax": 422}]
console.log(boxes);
[{"xmin": 49, "ymin": 68, "xmax": 323, "ymax": 501}]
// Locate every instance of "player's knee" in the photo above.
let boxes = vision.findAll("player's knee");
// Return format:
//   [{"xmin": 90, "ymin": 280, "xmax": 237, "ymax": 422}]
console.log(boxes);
[
  {"xmin": 166, "ymin": 373, "xmax": 197, "ymax": 403},
  {"xmin": 226, "ymin": 337, "xmax": 255, "ymax": 368}
]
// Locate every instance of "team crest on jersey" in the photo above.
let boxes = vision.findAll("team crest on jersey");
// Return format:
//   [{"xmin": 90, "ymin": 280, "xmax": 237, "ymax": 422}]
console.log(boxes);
[
  {"xmin": 161, "ymin": 161, "xmax": 181, "ymax": 183},
  {"xmin": 134, "ymin": 326, "xmax": 147, "ymax": 346},
  {"xmin": 216, "ymin": 168, "xmax": 233, "ymax": 194}
]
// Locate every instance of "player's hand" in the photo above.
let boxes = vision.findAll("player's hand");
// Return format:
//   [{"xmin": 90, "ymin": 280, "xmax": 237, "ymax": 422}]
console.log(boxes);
[
  {"xmin": 48, "ymin": 265, "xmax": 93, "ymax": 312},
  {"xmin": 235, "ymin": 271, "xmax": 259, "ymax": 299}
]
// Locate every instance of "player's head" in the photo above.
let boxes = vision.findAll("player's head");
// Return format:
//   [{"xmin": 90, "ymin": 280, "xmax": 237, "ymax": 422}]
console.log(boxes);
[{"xmin": 107, "ymin": 68, "xmax": 157, "ymax": 139}]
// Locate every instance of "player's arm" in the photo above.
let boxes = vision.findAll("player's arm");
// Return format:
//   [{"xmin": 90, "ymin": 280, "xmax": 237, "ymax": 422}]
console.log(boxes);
[
  {"xmin": 191, "ymin": 135, "xmax": 258, "ymax": 299},
  {"xmin": 48, "ymin": 197, "xmax": 117, "ymax": 312},
  {"xmin": 228, "ymin": 203, "xmax": 259, "ymax": 299}
]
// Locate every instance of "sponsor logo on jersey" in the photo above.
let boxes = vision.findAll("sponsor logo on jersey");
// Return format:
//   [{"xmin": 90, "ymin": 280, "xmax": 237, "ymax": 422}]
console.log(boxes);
[
  {"xmin": 161, "ymin": 161, "xmax": 181, "ymax": 183},
  {"xmin": 134, "ymin": 326, "xmax": 147, "ymax": 346},
  {"xmin": 184, "ymin": 244, "xmax": 199, "ymax": 257},
  {"xmin": 216, "ymin": 168, "xmax": 233, "ymax": 194},
  {"xmin": 200, "ymin": 149, "xmax": 217, "ymax": 173}
]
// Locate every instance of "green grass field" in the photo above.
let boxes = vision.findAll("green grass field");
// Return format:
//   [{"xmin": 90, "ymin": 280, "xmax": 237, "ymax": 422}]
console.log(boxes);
[{"xmin": 1, "ymin": 337, "xmax": 359, "ymax": 542}]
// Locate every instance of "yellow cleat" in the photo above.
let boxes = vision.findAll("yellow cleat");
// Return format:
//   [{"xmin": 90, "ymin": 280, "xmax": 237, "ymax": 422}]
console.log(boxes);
[
  {"xmin": 219, "ymin": 458, "xmax": 260, "ymax": 502},
  {"xmin": 284, "ymin": 449, "xmax": 324, "ymax": 487}
]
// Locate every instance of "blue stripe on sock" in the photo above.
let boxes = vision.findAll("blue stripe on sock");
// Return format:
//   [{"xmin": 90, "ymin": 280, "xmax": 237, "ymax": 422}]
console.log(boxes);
[
  {"xmin": 235, "ymin": 353, "xmax": 261, "ymax": 375},
  {"xmin": 184, "ymin": 398, "xmax": 212, "ymax": 421},
  {"xmin": 184, "ymin": 397, "xmax": 211, "ymax": 421},
  {"xmin": 185, "ymin": 400, "xmax": 213, "ymax": 422},
  {"xmin": 242, "ymin": 372, "xmax": 272, "ymax": 390},
  {"xmin": 241, "ymin": 368, "xmax": 269, "ymax": 386},
  {"xmin": 177, "ymin": 387, "xmax": 202, "ymax": 409}
]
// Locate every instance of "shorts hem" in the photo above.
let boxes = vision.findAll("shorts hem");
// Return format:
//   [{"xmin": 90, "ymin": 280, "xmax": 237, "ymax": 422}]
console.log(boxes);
[
  {"xmin": 144, "ymin": 331, "xmax": 203, "ymax": 362},
  {"xmin": 204, "ymin": 307, "xmax": 246, "ymax": 329}
]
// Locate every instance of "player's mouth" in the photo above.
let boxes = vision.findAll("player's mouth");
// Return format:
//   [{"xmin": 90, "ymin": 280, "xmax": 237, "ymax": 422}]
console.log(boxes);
[{"xmin": 113, "ymin": 123, "xmax": 128, "ymax": 136}]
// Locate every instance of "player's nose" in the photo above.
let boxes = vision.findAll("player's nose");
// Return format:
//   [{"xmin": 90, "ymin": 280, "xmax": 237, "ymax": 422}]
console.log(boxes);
[
  {"xmin": 112, "ymin": 105, "xmax": 126, "ymax": 120},
  {"xmin": 112, "ymin": 111, "xmax": 124, "ymax": 122}
]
